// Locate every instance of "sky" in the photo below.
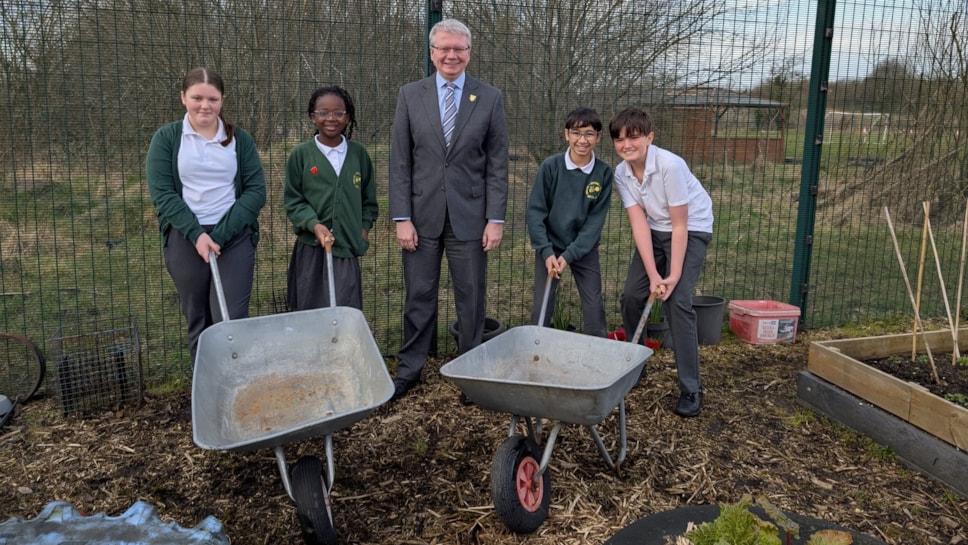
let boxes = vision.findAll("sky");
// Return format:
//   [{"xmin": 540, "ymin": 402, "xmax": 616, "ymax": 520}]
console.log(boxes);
[{"xmin": 718, "ymin": 0, "xmax": 933, "ymax": 90}]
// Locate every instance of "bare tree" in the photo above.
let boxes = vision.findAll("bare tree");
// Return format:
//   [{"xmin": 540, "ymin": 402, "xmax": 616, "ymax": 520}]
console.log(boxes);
[
  {"xmin": 834, "ymin": 1, "xmax": 968, "ymax": 225},
  {"xmin": 453, "ymin": 0, "xmax": 780, "ymax": 162}
]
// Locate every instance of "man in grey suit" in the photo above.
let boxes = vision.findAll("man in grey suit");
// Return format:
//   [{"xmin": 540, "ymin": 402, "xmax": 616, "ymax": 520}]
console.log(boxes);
[{"xmin": 388, "ymin": 18, "xmax": 509, "ymax": 401}]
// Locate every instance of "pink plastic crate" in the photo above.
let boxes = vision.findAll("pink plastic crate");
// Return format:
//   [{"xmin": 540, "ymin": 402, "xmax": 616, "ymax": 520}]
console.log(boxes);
[{"xmin": 728, "ymin": 300, "xmax": 801, "ymax": 344}]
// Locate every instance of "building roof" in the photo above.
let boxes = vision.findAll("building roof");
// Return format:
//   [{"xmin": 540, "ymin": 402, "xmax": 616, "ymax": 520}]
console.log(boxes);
[{"xmin": 665, "ymin": 88, "xmax": 787, "ymax": 109}]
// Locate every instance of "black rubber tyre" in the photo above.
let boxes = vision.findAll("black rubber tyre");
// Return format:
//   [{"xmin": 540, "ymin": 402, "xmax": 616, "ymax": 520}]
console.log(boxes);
[
  {"xmin": 490, "ymin": 435, "xmax": 551, "ymax": 533},
  {"xmin": 0, "ymin": 333, "xmax": 46, "ymax": 403},
  {"xmin": 291, "ymin": 455, "xmax": 337, "ymax": 545}
]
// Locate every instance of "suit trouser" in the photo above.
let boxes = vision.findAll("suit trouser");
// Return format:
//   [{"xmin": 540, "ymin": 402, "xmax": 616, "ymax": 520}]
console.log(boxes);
[
  {"xmin": 620, "ymin": 230, "xmax": 711, "ymax": 393},
  {"xmin": 530, "ymin": 246, "xmax": 607, "ymax": 337},
  {"xmin": 396, "ymin": 217, "xmax": 486, "ymax": 383},
  {"xmin": 164, "ymin": 225, "xmax": 256, "ymax": 362}
]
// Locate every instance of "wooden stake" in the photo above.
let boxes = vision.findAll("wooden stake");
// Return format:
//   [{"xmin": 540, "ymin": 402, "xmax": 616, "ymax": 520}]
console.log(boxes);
[
  {"xmin": 923, "ymin": 203, "xmax": 960, "ymax": 361},
  {"xmin": 884, "ymin": 207, "xmax": 941, "ymax": 384},
  {"xmin": 913, "ymin": 201, "xmax": 930, "ymax": 359}
]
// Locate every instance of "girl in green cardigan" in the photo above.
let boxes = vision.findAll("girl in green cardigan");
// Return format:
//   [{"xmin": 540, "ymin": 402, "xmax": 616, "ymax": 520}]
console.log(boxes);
[
  {"xmin": 284, "ymin": 86, "xmax": 378, "ymax": 310},
  {"xmin": 146, "ymin": 67, "xmax": 266, "ymax": 361}
]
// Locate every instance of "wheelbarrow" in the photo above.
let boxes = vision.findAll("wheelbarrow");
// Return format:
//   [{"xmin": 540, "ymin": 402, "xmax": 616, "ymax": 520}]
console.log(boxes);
[
  {"xmin": 440, "ymin": 275, "xmax": 656, "ymax": 533},
  {"xmin": 192, "ymin": 247, "xmax": 393, "ymax": 545}
]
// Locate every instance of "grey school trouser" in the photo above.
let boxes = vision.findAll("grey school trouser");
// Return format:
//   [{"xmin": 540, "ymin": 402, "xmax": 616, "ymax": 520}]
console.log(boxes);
[
  {"xmin": 530, "ymin": 246, "xmax": 607, "ymax": 337},
  {"xmin": 621, "ymin": 230, "xmax": 711, "ymax": 394},
  {"xmin": 163, "ymin": 225, "xmax": 256, "ymax": 362}
]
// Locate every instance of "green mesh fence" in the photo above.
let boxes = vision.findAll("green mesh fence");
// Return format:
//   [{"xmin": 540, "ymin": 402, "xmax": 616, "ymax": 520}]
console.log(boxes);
[{"xmin": 1, "ymin": 0, "xmax": 966, "ymax": 388}]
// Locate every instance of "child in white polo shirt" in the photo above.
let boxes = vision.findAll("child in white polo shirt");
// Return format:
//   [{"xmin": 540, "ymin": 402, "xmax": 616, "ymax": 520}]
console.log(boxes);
[{"xmin": 609, "ymin": 107, "xmax": 714, "ymax": 417}]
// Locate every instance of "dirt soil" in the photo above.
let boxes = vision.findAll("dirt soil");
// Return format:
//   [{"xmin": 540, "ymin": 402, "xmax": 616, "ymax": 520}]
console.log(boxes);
[
  {"xmin": 864, "ymin": 351, "xmax": 968, "ymax": 404},
  {"xmin": 1, "ymin": 329, "xmax": 966, "ymax": 545}
]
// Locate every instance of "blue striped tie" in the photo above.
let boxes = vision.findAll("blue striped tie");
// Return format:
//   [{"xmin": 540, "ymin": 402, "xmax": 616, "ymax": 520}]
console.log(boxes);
[{"xmin": 442, "ymin": 82, "xmax": 456, "ymax": 147}]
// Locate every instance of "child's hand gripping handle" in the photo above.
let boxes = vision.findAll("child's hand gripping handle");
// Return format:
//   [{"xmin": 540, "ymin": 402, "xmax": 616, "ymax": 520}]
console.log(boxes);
[{"xmin": 630, "ymin": 287, "xmax": 665, "ymax": 345}]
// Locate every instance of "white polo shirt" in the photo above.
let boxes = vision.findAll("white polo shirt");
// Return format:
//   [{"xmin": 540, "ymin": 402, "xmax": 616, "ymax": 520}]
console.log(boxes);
[
  {"xmin": 315, "ymin": 134, "xmax": 347, "ymax": 176},
  {"xmin": 177, "ymin": 115, "xmax": 238, "ymax": 225},
  {"xmin": 614, "ymin": 144, "xmax": 713, "ymax": 233}
]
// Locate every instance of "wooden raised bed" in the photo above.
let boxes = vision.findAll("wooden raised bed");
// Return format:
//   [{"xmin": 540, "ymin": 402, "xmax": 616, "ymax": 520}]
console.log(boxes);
[
  {"xmin": 806, "ymin": 328, "xmax": 968, "ymax": 451},
  {"xmin": 800, "ymin": 328, "xmax": 968, "ymax": 497}
]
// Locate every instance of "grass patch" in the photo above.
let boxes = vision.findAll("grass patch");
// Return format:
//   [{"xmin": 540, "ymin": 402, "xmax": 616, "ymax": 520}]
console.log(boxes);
[{"xmin": 3, "ymin": 148, "xmax": 966, "ymax": 388}]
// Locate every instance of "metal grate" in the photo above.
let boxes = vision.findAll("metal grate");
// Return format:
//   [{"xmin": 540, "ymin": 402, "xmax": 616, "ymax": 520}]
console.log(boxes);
[{"xmin": 47, "ymin": 317, "xmax": 143, "ymax": 416}]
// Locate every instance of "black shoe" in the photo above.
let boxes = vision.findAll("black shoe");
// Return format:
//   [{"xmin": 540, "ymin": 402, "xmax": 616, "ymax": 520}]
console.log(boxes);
[
  {"xmin": 459, "ymin": 392, "xmax": 474, "ymax": 406},
  {"xmin": 391, "ymin": 378, "xmax": 417, "ymax": 401},
  {"xmin": 674, "ymin": 391, "xmax": 703, "ymax": 417}
]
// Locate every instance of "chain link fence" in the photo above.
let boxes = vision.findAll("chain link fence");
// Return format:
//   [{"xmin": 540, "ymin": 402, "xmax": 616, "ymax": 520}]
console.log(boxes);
[{"xmin": 1, "ymin": 0, "xmax": 966, "ymax": 388}]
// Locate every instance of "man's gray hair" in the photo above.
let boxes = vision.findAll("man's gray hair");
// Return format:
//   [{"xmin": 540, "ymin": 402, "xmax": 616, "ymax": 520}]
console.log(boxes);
[{"xmin": 430, "ymin": 19, "xmax": 472, "ymax": 47}]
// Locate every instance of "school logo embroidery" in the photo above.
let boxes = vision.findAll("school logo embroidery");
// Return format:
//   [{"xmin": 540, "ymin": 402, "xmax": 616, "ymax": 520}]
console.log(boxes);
[
  {"xmin": 585, "ymin": 181, "xmax": 602, "ymax": 200},
  {"xmin": 353, "ymin": 172, "xmax": 362, "ymax": 189}
]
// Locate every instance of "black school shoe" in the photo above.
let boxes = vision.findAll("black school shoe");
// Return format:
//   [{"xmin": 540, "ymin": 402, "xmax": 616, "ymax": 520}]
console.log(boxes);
[
  {"xmin": 674, "ymin": 391, "xmax": 703, "ymax": 417},
  {"xmin": 391, "ymin": 377, "xmax": 418, "ymax": 401}
]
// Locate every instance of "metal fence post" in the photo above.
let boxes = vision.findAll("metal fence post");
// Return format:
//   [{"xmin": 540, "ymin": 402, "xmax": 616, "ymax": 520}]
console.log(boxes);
[{"xmin": 790, "ymin": 0, "xmax": 837, "ymax": 327}]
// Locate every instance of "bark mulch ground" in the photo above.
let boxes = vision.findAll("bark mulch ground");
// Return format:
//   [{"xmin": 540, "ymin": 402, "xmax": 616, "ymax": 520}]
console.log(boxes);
[{"xmin": 1, "ymin": 329, "xmax": 966, "ymax": 545}]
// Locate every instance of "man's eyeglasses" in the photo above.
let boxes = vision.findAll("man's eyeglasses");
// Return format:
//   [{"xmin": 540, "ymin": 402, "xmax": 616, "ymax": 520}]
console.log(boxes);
[
  {"xmin": 312, "ymin": 110, "xmax": 347, "ymax": 120},
  {"xmin": 430, "ymin": 45, "xmax": 471, "ymax": 55},
  {"xmin": 568, "ymin": 130, "xmax": 600, "ymax": 140}
]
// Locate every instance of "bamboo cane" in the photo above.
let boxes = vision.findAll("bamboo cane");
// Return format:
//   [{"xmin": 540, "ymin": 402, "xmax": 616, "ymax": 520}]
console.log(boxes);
[
  {"xmin": 913, "ymin": 201, "xmax": 930, "ymax": 359},
  {"xmin": 884, "ymin": 207, "xmax": 941, "ymax": 384},
  {"xmin": 955, "ymin": 199, "xmax": 968, "ymax": 363},
  {"xmin": 923, "ymin": 203, "xmax": 960, "ymax": 361}
]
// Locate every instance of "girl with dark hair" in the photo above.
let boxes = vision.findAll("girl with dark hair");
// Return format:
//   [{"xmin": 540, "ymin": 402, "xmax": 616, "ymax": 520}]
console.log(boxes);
[
  {"xmin": 146, "ymin": 67, "xmax": 267, "ymax": 361},
  {"xmin": 284, "ymin": 85, "xmax": 378, "ymax": 310}
]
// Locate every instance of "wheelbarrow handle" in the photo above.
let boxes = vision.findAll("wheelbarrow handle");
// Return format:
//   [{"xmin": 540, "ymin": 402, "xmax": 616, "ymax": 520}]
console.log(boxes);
[
  {"xmin": 630, "ymin": 291, "xmax": 661, "ymax": 345},
  {"xmin": 208, "ymin": 250, "xmax": 232, "ymax": 323},
  {"xmin": 536, "ymin": 271, "xmax": 555, "ymax": 327},
  {"xmin": 324, "ymin": 242, "xmax": 337, "ymax": 309}
]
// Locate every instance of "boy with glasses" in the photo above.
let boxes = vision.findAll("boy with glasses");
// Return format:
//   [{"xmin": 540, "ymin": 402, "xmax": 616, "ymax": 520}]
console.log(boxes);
[{"xmin": 526, "ymin": 107, "xmax": 613, "ymax": 336}]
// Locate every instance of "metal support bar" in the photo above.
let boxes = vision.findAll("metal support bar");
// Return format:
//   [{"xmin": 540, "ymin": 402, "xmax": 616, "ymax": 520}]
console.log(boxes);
[
  {"xmin": 274, "ymin": 446, "xmax": 293, "ymax": 500},
  {"xmin": 587, "ymin": 399, "xmax": 629, "ymax": 471}
]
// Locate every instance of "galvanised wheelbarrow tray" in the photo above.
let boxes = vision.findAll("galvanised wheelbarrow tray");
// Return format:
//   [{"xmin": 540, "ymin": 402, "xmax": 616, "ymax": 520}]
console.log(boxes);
[
  {"xmin": 440, "ymin": 276, "xmax": 654, "ymax": 534},
  {"xmin": 192, "ymin": 249, "xmax": 392, "ymax": 545}
]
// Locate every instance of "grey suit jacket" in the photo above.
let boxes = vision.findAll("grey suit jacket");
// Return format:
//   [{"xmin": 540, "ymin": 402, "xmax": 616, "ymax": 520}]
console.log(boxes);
[{"xmin": 388, "ymin": 74, "xmax": 509, "ymax": 241}]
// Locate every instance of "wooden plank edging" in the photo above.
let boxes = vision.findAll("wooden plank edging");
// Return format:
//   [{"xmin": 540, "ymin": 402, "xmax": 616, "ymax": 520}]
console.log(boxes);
[{"xmin": 807, "ymin": 329, "xmax": 968, "ymax": 451}]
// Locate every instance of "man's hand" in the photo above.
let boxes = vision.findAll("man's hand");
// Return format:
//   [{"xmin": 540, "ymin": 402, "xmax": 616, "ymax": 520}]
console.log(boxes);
[
  {"xmin": 482, "ymin": 222, "xmax": 503, "ymax": 252},
  {"xmin": 396, "ymin": 220, "xmax": 418, "ymax": 252}
]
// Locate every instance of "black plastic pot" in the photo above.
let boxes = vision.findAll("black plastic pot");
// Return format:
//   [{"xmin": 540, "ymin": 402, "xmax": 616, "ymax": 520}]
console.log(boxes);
[{"xmin": 448, "ymin": 318, "xmax": 506, "ymax": 346}]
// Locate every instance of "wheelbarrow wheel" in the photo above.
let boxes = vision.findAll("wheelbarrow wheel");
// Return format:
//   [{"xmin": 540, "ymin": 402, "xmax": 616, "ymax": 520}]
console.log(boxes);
[
  {"xmin": 490, "ymin": 435, "xmax": 551, "ymax": 533},
  {"xmin": 291, "ymin": 455, "xmax": 337, "ymax": 545}
]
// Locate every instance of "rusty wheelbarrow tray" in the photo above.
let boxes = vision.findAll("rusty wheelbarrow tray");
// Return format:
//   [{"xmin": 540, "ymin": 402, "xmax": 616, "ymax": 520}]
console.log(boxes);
[{"xmin": 192, "ymin": 249, "xmax": 392, "ymax": 545}]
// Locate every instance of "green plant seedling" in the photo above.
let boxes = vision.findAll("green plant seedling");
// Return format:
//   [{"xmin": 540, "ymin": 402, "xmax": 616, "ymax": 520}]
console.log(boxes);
[{"xmin": 944, "ymin": 393, "xmax": 968, "ymax": 408}]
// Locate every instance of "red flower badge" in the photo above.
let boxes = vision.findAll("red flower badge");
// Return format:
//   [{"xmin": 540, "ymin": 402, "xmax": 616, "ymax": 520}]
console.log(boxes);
[{"xmin": 310, "ymin": 166, "xmax": 318, "ymax": 175}]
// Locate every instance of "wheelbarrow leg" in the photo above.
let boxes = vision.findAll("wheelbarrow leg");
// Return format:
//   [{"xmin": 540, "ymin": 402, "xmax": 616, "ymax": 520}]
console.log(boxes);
[
  {"xmin": 275, "ymin": 446, "xmax": 293, "ymax": 499},
  {"xmin": 586, "ymin": 399, "xmax": 629, "ymax": 472}
]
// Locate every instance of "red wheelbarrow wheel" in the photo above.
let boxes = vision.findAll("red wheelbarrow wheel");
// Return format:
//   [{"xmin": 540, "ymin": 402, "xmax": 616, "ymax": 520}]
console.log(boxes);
[
  {"xmin": 490, "ymin": 435, "xmax": 551, "ymax": 533},
  {"xmin": 291, "ymin": 456, "xmax": 337, "ymax": 545}
]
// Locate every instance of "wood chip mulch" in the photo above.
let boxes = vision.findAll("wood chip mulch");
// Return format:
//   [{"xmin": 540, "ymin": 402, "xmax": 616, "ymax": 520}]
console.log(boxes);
[{"xmin": 1, "ymin": 330, "xmax": 966, "ymax": 545}]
